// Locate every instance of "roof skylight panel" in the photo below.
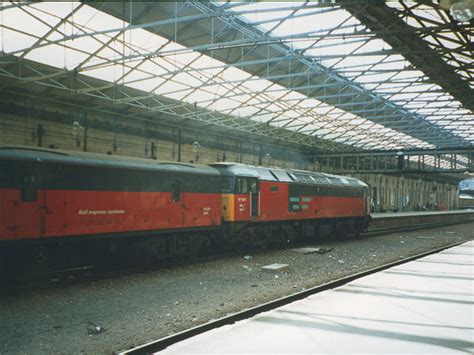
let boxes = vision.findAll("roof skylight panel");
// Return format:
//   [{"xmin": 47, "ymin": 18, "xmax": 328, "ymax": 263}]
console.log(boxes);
[
  {"xmin": 267, "ymin": 8, "xmax": 353, "ymax": 37},
  {"xmin": 370, "ymin": 58, "xmax": 407, "ymax": 71},
  {"xmin": 127, "ymin": 27, "xmax": 169, "ymax": 51},
  {"xmin": 154, "ymin": 78, "xmax": 191, "ymax": 95},
  {"xmin": 332, "ymin": 53, "xmax": 389, "ymax": 71},
  {"xmin": 438, "ymin": 37, "xmax": 464, "ymax": 50},
  {"xmin": 413, "ymin": 6, "xmax": 445, "ymax": 25},
  {"xmin": 299, "ymin": 99, "xmax": 328, "ymax": 111},
  {"xmin": 191, "ymin": 86, "xmax": 234, "ymax": 105},
  {"xmin": 60, "ymin": 34, "xmax": 108, "ymax": 56},
  {"xmin": 74, "ymin": 5, "xmax": 124, "ymax": 31},
  {"xmin": 405, "ymin": 102, "xmax": 428, "ymax": 109},
  {"xmin": 128, "ymin": 60, "xmax": 170, "ymax": 80},
  {"xmin": 183, "ymin": 90, "xmax": 222, "ymax": 107},
  {"xmin": 209, "ymin": 97, "xmax": 244, "ymax": 112},
  {"xmin": 26, "ymin": 44, "xmax": 90, "ymax": 70},
  {"xmin": 240, "ymin": 77, "xmax": 273, "ymax": 93},
  {"xmin": 127, "ymin": 76, "xmax": 167, "ymax": 93},
  {"xmin": 161, "ymin": 89, "xmax": 195, "ymax": 102},
  {"xmin": 0, "ymin": 9, "xmax": 55, "ymax": 52},
  {"xmin": 401, "ymin": 83, "xmax": 438, "ymax": 92},
  {"xmin": 374, "ymin": 82, "xmax": 412, "ymax": 90},
  {"xmin": 25, "ymin": 2, "xmax": 79, "ymax": 30},
  {"xmin": 305, "ymin": 38, "xmax": 366, "ymax": 58},
  {"xmin": 438, "ymin": 30, "xmax": 466, "ymax": 43},
  {"xmin": 0, "ymin": 28, "xmax": 38, "ymax": 53},
  {"xmin": 355, "ymin": 72, "xmax": 400, "ymax": 84},
  {"xmin": 269, "ymin": 14, "xmax": 322, "ymax": 39},
  {"xmin": 401, "ymin": 14, "xmax": 425, "ymax": 28},
  {"xmin": 230, "ymin": 106, "xmax": 262, "ymax": 118}
]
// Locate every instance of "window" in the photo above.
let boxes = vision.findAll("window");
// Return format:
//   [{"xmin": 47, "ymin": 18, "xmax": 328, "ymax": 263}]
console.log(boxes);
[
  {"xmin": 236, "ymin": 177, "xmax": 259, "ymax": 194},
  {"xmin": 249, "ymin": 179, "xmax": 258, "ymax": 193},
  {"xmin": 271, "ymin": 186, "xmax": 279, "ymax": 192},
  {"xmin": 236, "ymin": 178, "xmax": 248, "ymax": 194},
  {"xmin": 220, "ymin": 177, "xmax": 233, "ymax": 193},
  {"xmin": 293, "ymin": 174, "xmax": 313, "ymax": 184},
  {"xmin": 327, "ymin": 177, "xmax": 341, "ymax": 185},
  {"xmin": 254, "ymin": 168, "xmax": 277, "ymax": 181},
  {"xmin": 270, "ymin": 170, "xmax": 293, "ymax": 182},
  {"xmin": 21, "ymin": 175, "xmax": 37, "ymax": 203},
  {"xmin": 171, "ymin": 181, "xmax": 180, "ymax": 202}
]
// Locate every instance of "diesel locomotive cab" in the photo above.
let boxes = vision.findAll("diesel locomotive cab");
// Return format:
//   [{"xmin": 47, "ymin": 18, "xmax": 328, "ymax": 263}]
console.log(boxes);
[{"xmin": 211, "ymin": 163, "xmax": 261, "ymax": 222}]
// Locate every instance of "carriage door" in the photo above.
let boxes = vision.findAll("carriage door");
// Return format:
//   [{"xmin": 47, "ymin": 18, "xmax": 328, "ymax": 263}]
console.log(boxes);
[
  {"xmin": 20, "ymin": 167, "xmax": 46, "ymax": 237},
  {"xmin": 249, "ymin": 178, "xmax": 259, "ymax": 218}
]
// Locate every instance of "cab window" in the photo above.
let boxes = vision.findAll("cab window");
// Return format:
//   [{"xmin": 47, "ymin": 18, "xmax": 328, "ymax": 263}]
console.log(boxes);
[
  {"xmin": 236, "ymin": 177, "xmax": 258, "ymax": 194},
  {"xmin": 220, "ymin": 177, "xmax": 234, "ymax": 193},
  {"xmin": 236, "ymin": 178, "xmax": 248, "ymax": 194},
  {"xmin": 249, "ymin": 179, "xmax": 258, "ymax": 193}
]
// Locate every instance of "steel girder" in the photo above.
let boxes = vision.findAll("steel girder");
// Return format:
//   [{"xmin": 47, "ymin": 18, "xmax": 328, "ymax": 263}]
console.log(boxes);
[
  {"xmin": 86, "ymin": 1, "xmax": 470, "ymax": 149},
  {"xmin": 0, "ymin": 54, "xmax": 347, "ymax": 152},
  {"xmin": 339, "ymin": 1, "xmax": 473, "ymax": 116},
  {"xmin": 309, "ymin": 147, "xmax": 474, "ymax": 174},
  {"xmin": 0, "ymin": 1, "xmax": 471, "ymax": 157}
]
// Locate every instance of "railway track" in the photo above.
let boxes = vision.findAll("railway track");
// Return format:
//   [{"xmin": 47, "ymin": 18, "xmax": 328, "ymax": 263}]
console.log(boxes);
[
  {"xmin": 2, "ymin": 217, "xmax": 473, "ymax": 292},
  {"xmin": 364, "ymin": 217, "xmax": 474, "ymax": 237},
  {"xmin": 118, "ymin": 239, "xmax": 469, "ymax": 355}
]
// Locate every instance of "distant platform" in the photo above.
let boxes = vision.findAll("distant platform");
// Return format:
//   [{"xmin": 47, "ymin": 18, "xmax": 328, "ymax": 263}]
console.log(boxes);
[
  {"xmin": 160, "ymin": 241, "xmax": 474, "ymax": 354},
  {"xmin": 369, "ymin": 209, "xmax": 474, "ymax": 230},
  {"xmin": 372, "ymin": 209, "xmax": 474, "ymax": 219}
]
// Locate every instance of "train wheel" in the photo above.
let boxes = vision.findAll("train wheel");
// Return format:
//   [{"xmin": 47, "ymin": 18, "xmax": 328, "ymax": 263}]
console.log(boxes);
[
  {"xmin": 33, "ymin": 245, "xmax": 49, "ymax": 265},
  {"xmin": 270, "ymin": 225, "xmax": 289, "ymax": 246},
  {"xmin": 235, "ymin": 227, "xmax": 266, "ymax": 251},
  {"xmin": 283, "ymin": 225, "xmax": 296, "ymax": 244},
  {"xmin": 262, "ymin": 226, "xmax": 273, "ymax": 246}
]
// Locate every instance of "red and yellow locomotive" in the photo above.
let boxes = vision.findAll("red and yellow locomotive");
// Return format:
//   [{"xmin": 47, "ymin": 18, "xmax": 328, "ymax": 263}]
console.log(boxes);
[
  {"xmin": 213, "ymin": 163, "xmax": 369, "ymax": 243},
  {"xmin": 0, "ymin": 146, "xmax": 370, "ymax": 264}
]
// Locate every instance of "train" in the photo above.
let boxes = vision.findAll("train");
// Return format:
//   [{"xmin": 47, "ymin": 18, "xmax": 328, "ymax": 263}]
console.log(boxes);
[
  {"xmin": 459, "ymin": 178, "xmax": 474, "ymax": 209},
  {"xmin": 0, "ymin": 146, "xmax": 371, "ymax": 269}
]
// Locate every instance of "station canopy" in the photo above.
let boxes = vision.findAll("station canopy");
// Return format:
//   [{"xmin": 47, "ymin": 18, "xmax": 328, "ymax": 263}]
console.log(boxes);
[{"xmin": 0, "ymin": 1, "xmax": 472, "ymax": 162}]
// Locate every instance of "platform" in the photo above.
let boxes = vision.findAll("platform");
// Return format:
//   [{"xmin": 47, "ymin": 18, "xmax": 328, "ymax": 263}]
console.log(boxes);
[
  {"xmin": 370, "ymin": 209, "xmax": 474, "ymax": 231},
  {"xmin": 371, "ymin": 209, "xmax": 474, "ymax": 219},
  {"xmin": 160, "ymin": 241, "xmax": 474, "ymax": 354}
]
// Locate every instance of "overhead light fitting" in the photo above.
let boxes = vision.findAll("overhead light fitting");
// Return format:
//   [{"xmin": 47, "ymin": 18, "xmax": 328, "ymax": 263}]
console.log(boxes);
[{"xmin": 451, "ymin": 1, "xmax": 474, "ymax": 21}]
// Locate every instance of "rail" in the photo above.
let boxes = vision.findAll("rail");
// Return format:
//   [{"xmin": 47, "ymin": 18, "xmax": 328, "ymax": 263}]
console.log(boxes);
[{"xmin": 117, "ymin": 239, "xmax": 469, "ymax": 354}]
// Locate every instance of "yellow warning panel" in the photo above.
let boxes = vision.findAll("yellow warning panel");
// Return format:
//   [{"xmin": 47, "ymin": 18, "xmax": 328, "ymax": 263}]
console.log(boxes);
[{"xmin": 221, "ymin": 194, "xmax": 235, "ymax": 221}]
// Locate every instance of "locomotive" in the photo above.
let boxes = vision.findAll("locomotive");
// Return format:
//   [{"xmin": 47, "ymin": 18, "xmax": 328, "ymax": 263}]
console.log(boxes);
[{"xmin": 0, "ymin": 146, "xmax": 370, "ymax": 268}]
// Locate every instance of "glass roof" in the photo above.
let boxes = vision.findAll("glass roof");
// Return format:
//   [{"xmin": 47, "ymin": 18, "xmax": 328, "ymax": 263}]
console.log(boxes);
[
  {"xmin": 229, "ymin": 2, "xmax": 472, "ymax": 143},
  {"xmin": 0, "ymin": 1, "xmax": 472, "ymax": 161}
]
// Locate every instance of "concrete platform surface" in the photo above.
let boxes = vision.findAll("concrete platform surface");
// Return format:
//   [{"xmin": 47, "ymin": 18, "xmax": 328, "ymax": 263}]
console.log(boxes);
[
  {"xmin": 160, "ymin": 241, "xmax": 474, "ymax": 354},
  {"xmin": 371, "ymin": 209, "xmax": 474, "ymax": 219}
]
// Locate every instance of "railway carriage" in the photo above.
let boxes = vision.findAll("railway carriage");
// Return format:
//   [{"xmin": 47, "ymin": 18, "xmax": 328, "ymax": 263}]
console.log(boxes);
[{"xmin": 0, "ymin": 147, "xmax": 222, "ymax": 242}]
